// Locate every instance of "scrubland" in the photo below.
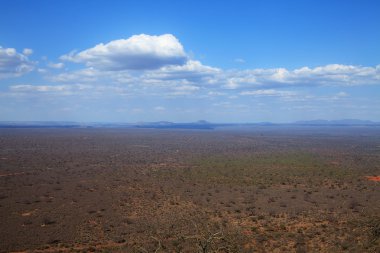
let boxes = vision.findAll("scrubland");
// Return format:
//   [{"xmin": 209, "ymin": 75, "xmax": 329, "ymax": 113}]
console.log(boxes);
[{"xmin": 0, "ymin": 127, "xmax": 379, "ymax": 252}]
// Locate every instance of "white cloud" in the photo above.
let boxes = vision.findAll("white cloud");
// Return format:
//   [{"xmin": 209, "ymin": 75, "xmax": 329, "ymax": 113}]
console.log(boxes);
[
  {"xmin": 60, "ymin": 34, "xmax": 188, "ymax": 70},
  {"xmin": 10, "ymin": 84, "xmax": 70, "ymax": 92},
  {"xmin": 23, "ymin": 48, "xmax": 33, "ymax": 56},
  {"xmin": 170, "ymin": 84, "xmax": 200, "ymax": 96},
  {"xmin": 9, "ymin": 84, "xmax": 93, "ymax": 95},
  {"xmin": 47, "ymin": 62, "xmax": 64, "ymax": 69},
  {"xmin": 32, "ymin": 34, "xmax": 380, "ymax": 103},
  {"xmin": 40, "ymin": 61, "xmax": 379, "ymax": 100},
  {"xmin": 223, "ymin": 78, "xmax": 242, "ymax": 89},
  {"xmin": 223, "ymin": 64, "xmax": 380, "ymax": 89},
  {"xmin": 50, "ymin": 68, "xmax": 101, "ymax": 83},
  {"xmin": 37, "ymin": 68, "xmax": 47, "ymax": 73},
  {"xmin": 51, "ymin": 35, "xmax": 380, "ymax": 91},
  {"xmin": 240, "ymin": 89, "xmax": 297, "ymax": 97},
  {"xmin": 47, "ymin": 59, "xmax": 219, "ymax": 94},
  {"xmin": 142, "ymin": 60, "xmax": 220, "ymax": 86},
  {"xmin": 330, "ymin": 91, "xmax": 349, "ymax": 100},
  {"xmin": 160, "ymin": 60, "xmax": 219, "ymax": 75},
  {"xmin": 207, "ymin": 91, "xmax": 225, "ymax": 96},
  {"xmin": 0, "ymin": 46, "xmax": 35, "ymax": 79}
]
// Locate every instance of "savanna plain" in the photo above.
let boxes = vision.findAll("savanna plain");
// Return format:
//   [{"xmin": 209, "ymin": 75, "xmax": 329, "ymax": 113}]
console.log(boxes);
[{"xmin": 0, "ymin": 127, "xmax": 379, "ymax": 252}]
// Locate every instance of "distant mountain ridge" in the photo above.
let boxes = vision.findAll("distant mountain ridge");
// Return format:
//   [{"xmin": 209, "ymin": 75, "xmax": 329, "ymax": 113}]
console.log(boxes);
[
  {"xmin": 294, "ymin": 119, "xmax": 379, "ymax": 126},
  {"xmin": 0, "ymin": 119, "xmax": 379, "ymax": 129}
]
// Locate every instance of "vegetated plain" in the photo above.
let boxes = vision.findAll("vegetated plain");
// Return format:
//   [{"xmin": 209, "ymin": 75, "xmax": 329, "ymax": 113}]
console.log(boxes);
[{"xmin": 0, "ymin": 127, "xmax": 379, "ymax": 252}]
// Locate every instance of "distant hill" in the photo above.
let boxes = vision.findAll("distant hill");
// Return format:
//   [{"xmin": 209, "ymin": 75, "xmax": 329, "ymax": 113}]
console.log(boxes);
[
  {"xmin": 0, "ymin": 121, "xmax": 81, "ymax": 128},
  {"xmin": 133, "ymin": 120, "xmax": 217, "ymax": 129},
  {"xmin": 0, "ymin": 119, "xmax": 379, "ymax": 129},
  {"xmin": 293, "ymin": 119, "xmax": 379, "ymax": 126}
]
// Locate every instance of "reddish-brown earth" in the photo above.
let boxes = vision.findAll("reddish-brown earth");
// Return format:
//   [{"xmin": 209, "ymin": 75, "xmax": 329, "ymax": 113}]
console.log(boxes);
[
  {"xmin": 366, "ymin": 176, "xmax": 380, "ymax": 182},
  {"xmin": 0, "ymin": 127, "xmax": 379, "ymax": 252}
]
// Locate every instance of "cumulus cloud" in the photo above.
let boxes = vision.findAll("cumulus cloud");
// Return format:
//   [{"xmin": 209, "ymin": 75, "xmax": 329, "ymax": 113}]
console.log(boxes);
[
  {"xmin": 49, "ymin": 68, "xmax": 101, "ymax": 83},
  {"xmin": 222, "ymin": 64, "xmax": 380, "ymax": 89},
  {"xmin": 0, "ymin": 46, "xmax": 35, "ymax": 79},
  {"xmin": 60, "ymin": 34, "xmax": 188, "ymax": 70},
  {"xmin": 40, "ymin": 62, "xmax": 379, "ymax": 100},
  {"xmin": 52, "ymin": 34, "xmax": 380, "ymax": 91},
  {"xmin": 46, "ymin": 59, "xmax": 219, "ymax": 95},
  {"xmin": 35, "ymin": 33, "xmax": 380, "ymax": 102},
  {"xmin": 146, "ymin": 60, "xmax": 219, "ymax": 79}
]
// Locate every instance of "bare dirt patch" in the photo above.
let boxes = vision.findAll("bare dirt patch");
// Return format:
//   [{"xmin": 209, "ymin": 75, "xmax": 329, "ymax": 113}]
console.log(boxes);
[{"xmin": 366, "ymin": 176, "xmax": 380, "ymax": 182}]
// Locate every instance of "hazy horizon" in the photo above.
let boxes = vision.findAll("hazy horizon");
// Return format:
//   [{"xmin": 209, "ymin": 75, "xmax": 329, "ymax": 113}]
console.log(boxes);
[
  {"xmin": 0, "ymin": 119, "xmax": 379, "ymax": 126},
  {"xmin": 1, "ymin": 0, "xmax": 379, "ymax": 122}
]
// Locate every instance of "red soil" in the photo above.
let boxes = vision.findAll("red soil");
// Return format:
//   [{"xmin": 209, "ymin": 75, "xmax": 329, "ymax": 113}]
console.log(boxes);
[{"xmin": 365, "ymin": 176, "xmax": 380, "ymax": 182}]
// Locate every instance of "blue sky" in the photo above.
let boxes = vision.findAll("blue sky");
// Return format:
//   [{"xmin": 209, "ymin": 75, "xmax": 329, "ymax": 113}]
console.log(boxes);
[{"xmin": 1, "ymin": 0, "xmax": 379, "ymax": 122}]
